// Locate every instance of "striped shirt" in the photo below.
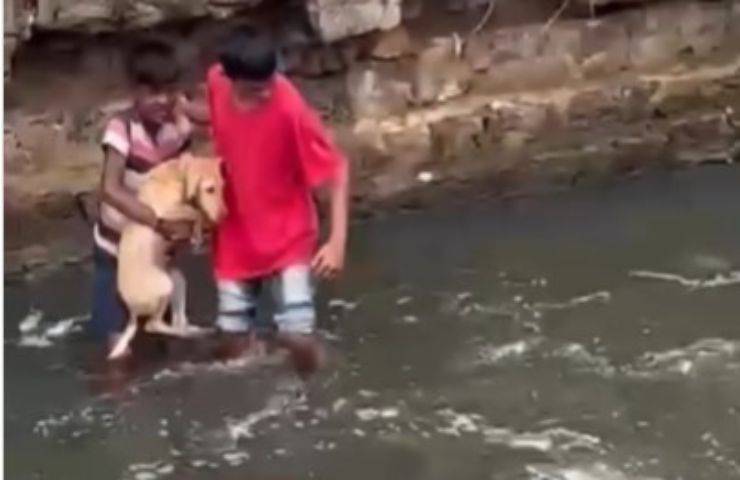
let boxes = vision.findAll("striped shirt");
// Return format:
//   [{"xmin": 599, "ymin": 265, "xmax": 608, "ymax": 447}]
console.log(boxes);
[{"xmin": 94, "ymin": 110, "xmax": 192, "ymax": 256}]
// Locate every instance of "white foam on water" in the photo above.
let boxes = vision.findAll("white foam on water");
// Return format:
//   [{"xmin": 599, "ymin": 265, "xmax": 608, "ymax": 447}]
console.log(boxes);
[
  {"xmin": 435, "ymin": 409, "xmax": 485, "ymax": 437},
  {"xmin": 16, "ymin": 313, "xmax": 88, "ymax": 349},
  {"xmin": 151, "ymin": 352, "xmax": 286, "ymax": 382},
  {"xmin": 224, "ymin": 389, "xmax": 304, "ymax": 443},
  {"xmin": 355, "ymin": 407, "xmax": 400, "ymax": 422},
  {"xmin": 18, "ymin": 335, "xmax": 53, "ymax": 348},
  {"xmin": 550, "ymin": 343, "xmax": 617, "ymax": 378},
  {"xmin": 629, "ymin": 270, "xmax": 740, "ymax": 290},
  {"xmin": 474, "ymin": 337, "xmax": 545, "ymax": 366},
  {"xmin": 126, "ymin": 460, "xmax": 175, "ymax": 480},
  {"xmin": 328, "ymin": 298, "xmax": 359, "ymax": 311},
  {"xmin": 485, "ymin": 426, "xmax": 604, "ymax": 456},
  {"xmin": 222, "ymin": 450, "xmax": 250, "ymax": 466},
  {"xmin": 19, "ymin": 309, "xmax": 43, "ymax": 333},
  {"xmin": 525, "ymin": 461, "xmax": 662, "ymax": 480},
  {"xmin": 624, "ymin": 338, "xmax": 740, "ymax": 380},
  {"xmin": 528, "ymin": 291, "xmax": 611, "ymax": 313}
]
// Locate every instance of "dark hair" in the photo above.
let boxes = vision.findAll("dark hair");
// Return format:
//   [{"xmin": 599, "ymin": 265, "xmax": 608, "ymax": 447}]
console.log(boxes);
[
  {"xmin": 219, "ymin": 26, "xmax": 277, "ymax": 81},
  {"xmin": 126, "ymin": 39, "xmax": 181, "ymax": 89}
]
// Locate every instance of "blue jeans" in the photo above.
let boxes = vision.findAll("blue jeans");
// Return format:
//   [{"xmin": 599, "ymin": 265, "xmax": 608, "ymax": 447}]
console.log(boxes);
[{"xmin": 89, "ymin": 246, "xmax": 126, "ymax": 341}]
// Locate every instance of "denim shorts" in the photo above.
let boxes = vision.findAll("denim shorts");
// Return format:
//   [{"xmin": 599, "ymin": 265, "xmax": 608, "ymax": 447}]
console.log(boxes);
[{"xmin": 216, "ymin": 265, "xmax": 315, "ymax": 335}]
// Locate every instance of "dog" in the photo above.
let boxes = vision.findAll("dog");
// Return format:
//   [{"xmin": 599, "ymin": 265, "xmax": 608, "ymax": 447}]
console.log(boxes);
[{"xmin": 108, "ymin": 154, "xmax": 226, "ymax": 360}]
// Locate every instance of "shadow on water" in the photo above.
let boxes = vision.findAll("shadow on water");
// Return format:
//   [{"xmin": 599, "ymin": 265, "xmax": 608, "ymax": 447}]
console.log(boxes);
[{"xmin": 5, "ymin": 165, "xmax": 740, "ymax": 479}]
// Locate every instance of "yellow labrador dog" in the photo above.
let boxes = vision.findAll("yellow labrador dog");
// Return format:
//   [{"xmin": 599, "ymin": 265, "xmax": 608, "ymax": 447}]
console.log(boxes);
[{"xmin": 109, "ymin": 154, "xmax": 226, "ymax": 360}]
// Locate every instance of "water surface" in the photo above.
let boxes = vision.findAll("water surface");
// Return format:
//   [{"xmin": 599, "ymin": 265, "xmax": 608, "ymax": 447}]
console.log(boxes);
[{"xmin": 6, "ymin": 166, "xmax": 740, "ymax": 479}]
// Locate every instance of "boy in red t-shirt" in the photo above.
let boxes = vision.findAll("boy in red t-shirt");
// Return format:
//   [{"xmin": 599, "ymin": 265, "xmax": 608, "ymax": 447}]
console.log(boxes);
[{"xmin": 206, "ymin": 27, "xmax": 349, "ymax": 371}]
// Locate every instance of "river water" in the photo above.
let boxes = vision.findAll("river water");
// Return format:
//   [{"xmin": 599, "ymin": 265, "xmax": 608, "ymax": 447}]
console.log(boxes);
[{"xmin": 6, "ymin": 166, "xmax": 740, "ymax": 480}]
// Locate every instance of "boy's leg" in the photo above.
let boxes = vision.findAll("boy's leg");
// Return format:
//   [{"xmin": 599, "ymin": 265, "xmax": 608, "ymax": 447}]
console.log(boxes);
[
  {"xmin": 216, "ymin": 279, "xmax": 260, "ymax": 334},
  {"xmin": 271, "ymin": 265, "xmax": 316, "ymax": 335},
  {"xmin": 270, "ymin": 265, "xmax": 324, "ymax": 377},
  {"xmin": 89, "ymin": 247, "xmax": 127, "ymax": 345}
]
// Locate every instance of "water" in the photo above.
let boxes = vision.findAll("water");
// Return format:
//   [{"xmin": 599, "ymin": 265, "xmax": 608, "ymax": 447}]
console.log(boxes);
[{"xmin": 6, "ymin": 166, "xmax": 740, "ymax": 480}]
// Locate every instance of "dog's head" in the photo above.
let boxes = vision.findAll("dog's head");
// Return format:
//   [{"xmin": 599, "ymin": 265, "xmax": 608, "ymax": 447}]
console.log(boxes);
[{"xmin": 180, "ymin": 154, "xmax": 227, "ymax": 224}]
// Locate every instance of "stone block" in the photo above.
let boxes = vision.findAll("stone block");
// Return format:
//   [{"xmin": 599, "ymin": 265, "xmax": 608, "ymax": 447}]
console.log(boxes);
[
  {"xmin": 403, "ymin": 0, "xmax": 423, "ymax": 20},
  {"xmin": 477, "ymin": 100, "xmax": 556, "ymax": 144},
  {"xmin": 413, "ymin": 37, "xmax": 472, "ymax": 105},
  {"xmin": 678, "ymin": 3, "xmax": 727, "ymax": 57},
  {"xmin": 346, "ymin": 67, "xmax": 411, "ymax": 118},
  {"xmin": 542, "ymin": 23, "xmax": 583, "ymax": 61},
  {"xmin": 429, "ymin": 116, "xmax": 483, "ymax": 162},
  {"xmin": 307, "ymin": 0, "xmax": 402, "ymax": 43},
  {"xmin": 463, "ymin": 34, "xmax": 494, "ymax": 73},
  {"xmin": 580, "ymin": 20, "xmax": 630, "ymax": 78},
  {"xmin": 630, "ymin": 31, "xmax": 683, "ymax": 72},
  {"xmin": 489, "ymin": 26, "xmax": 540, "ymax": 61},
  {"xmin": 567, "ymin": 89, "xmax": 621, "ymax": 126},
  {"xmin": 484, "ymin": 55, "xmax": 572, "ymax": 93},
  {"xmin": 371, "ymin": 25, "xmax": 412, "ymax": 60}
]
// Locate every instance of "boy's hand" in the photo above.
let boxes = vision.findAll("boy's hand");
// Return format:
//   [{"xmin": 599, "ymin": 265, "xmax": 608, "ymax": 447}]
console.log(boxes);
[
  {"xmin": 157, "ymin": 219, "xmax": 193, "ymax": 242},
  {"xmin": 311, "ymin": 239, "xmax": 345, "ymax": 280}
]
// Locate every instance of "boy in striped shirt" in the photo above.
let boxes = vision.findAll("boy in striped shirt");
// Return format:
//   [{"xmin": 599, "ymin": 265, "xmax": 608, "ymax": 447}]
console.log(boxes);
[{"xmin": 90, "ymin": 39, "xmax": 194, "ymax": 355}]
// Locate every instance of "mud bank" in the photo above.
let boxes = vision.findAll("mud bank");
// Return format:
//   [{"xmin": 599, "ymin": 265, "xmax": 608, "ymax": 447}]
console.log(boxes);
[{"xmin": 5, "ymin": 0, "xmax": 740, "ymax": 273}]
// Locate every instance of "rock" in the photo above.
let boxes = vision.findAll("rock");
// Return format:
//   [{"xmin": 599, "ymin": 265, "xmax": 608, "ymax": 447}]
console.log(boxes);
[
  {"xmin": 630, "ymin": 31, "xmax": 683, "ymax": 72},
  {"xmin": 580, "ymin": 20, "xmax": 630, "ymax": 78},
  {"xmin": 43, "ymin": 1, "xmax": 116, "ymax": 31},
  {"xmin": 567, "ymin": 89, "xmax": 621, "ymax": 126},
  {"xmin": 402, "ymin": 0, "xmax": 423, "ymax": 20},
  {"xmin": 306, "ymin": 0, "xmax": 402, "ymax": 43},
  {"xmin": 413, "ymin": 36, "xmax": 472, "ymax": 105},
  {"xmin": 371, "ymin": 26, "xmax": 412, "ymax": 60},
  {"xmin": 678, "ymin": 3, "xmax": 727, "ymax": 57},
  {"xmin": 542, "ymin": 23, "xmax": 583, "ymax": 61},
  {"xmin": 490, "ymin": 26, "xmax": 540, "ymax": 61},
  {"xmin": 668, "ymin": 113, "xmax": 735, "ymax": 150},
  {"xmin": 206, "ymin": 0, "xmax": 264, "ymax": 18},
  {"xmin": 383, "ymin": 126, "xmax": 432, "ymax": 167},
  {"xmin": 299, "ymin": 49, "xmax": 325, "ymax": 77},
  {"xmin": 463, "ymin": 34, "xmax": 493, "ymax": 73},
  {"xmin": 320, "ymin": 46, "xmax": 345, "ymax": 75},
  {"xmin": 487, "ymin": 100, "xmax": 555, "ymax": 135},
  {"xmin": 482, "ymin": 55, "xmax": 572, "ymax": 93},
  {"xmin": 36, "ymin": 191, "xmax": 79, "ymax": 220},
  {"xmin": 346, "ymin": 67, "xmax": 411, "ymax": 118},
  {"xmin": 500, "ymin": 131, "xmax": 533, "ymax": 151},
  {"xmin": 4, "ymin": 36, "xmax": 17, "ymax": 82},
  {"xmin": 279, "ymin": 47, "xmax": 304, "ymax": 74},
  {"xmin": 446, "ymin": 0, "xmax": 466, "ymax": 13},
  {"xmin": 429, "ymin": 116, "xmax": 484, "ymax": 162},
  {"xmin": 4, "ymin": 128, "xmax": 32, "ymax": 175},
  {"xmin": 7, "ymin": 245, "xmax": 51, "ymax": 273}
]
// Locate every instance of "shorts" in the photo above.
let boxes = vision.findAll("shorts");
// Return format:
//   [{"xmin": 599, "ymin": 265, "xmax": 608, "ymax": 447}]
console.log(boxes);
[
  {"xmin": 216, "ymin": 264, "xmax": 316, "ymax": 335},
  {"xmin": 89, "ymin": 246, "xmax": 127, "ymax": 341}
]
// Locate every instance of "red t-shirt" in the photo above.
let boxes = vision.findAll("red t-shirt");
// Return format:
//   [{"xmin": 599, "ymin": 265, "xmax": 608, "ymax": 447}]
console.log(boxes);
[{"xmin": 207, "ymin": 65, "xmax": 343, "ymax": 280}]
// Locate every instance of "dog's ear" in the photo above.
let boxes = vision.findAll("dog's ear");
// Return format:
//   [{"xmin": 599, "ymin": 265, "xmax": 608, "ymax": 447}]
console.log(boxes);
[{"xmin": 182, "ymin": 156, "xmax": 201, "ymax": 201}]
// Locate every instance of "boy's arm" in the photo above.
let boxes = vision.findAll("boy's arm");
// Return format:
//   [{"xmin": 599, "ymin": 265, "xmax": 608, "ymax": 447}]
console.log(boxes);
[
  {"xmin": 311, "ymin": 158, "xmax": 349, "ymax": 279},
  {"xmin": 99, "ymin": 149, "xmax": 191, "ymax": 240},
  {"xmin": 293, "ymin": 99, "xmax": 350, "ymax": 279},
  {"xmin": 100, "ymin": 148, "xmax": 159, "ymax": 228}
]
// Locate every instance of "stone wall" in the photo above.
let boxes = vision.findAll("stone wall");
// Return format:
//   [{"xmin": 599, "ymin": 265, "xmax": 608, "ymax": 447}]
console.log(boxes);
[{"xmin": 5, "ymin": 0, "xmax": 740, "ymax": 273}]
